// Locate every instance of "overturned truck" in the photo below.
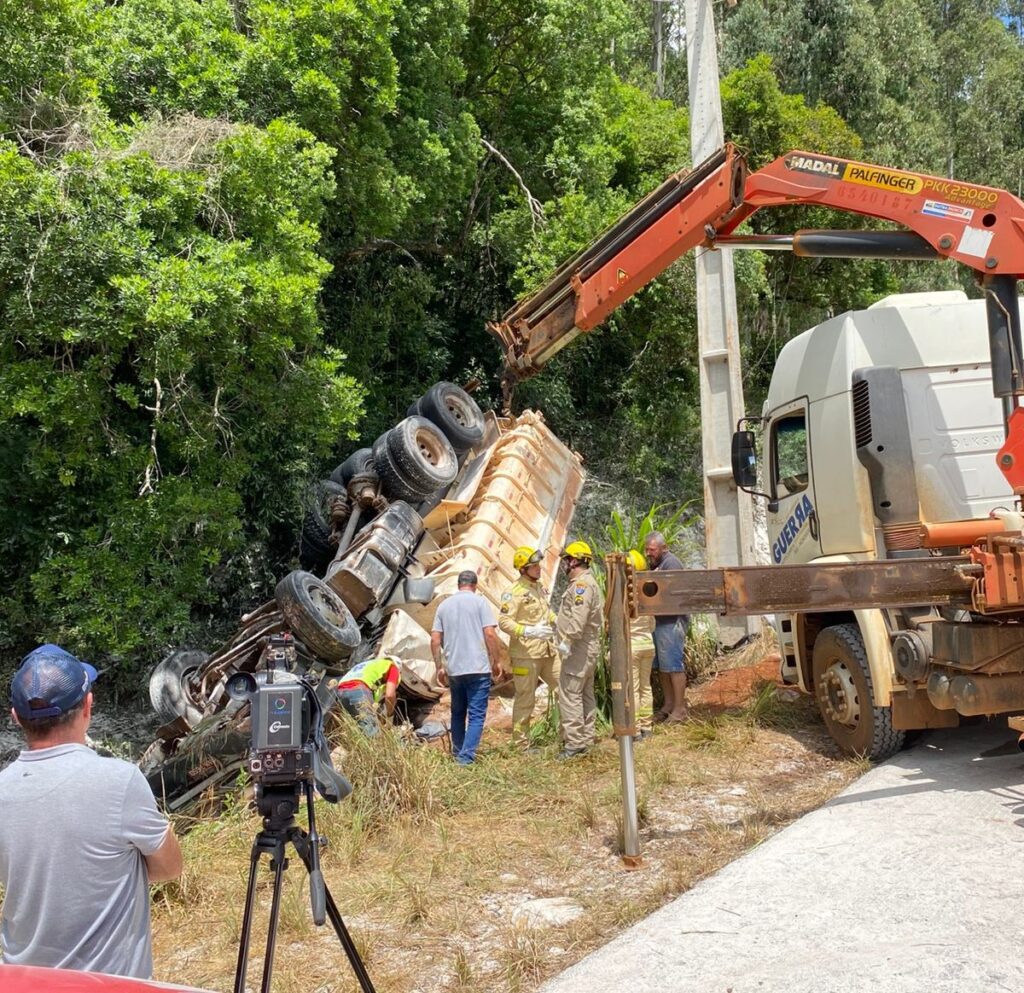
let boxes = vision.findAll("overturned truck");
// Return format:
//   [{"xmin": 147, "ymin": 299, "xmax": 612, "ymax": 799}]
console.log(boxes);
[{"xmin": 141, "ymin": 383, "xmax": 583, "ymax": 809}]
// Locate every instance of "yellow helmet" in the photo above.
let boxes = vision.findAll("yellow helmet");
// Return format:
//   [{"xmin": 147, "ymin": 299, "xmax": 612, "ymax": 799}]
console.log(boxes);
[
  {"xmin": 513, "ymin": 546, "xmax": 543, "ymax": 571},
  {"xmin": 627, "ymin": 549, "xmax": 646, "ymax": 571},
  {"xmin": 562, "ymin": 540, "xmax": 593, "ymax": 561}
]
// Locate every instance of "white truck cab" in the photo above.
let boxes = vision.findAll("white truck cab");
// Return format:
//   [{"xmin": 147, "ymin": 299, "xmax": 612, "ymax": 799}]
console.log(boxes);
[{"xmin": 749, "ymin": 291, "xmax": 1024, "ymax": 757}]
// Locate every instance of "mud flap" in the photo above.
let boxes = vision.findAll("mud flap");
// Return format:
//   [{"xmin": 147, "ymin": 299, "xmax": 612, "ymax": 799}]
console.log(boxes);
[{"xmin": 890, "ymin": 690, "xmax": 959, "ymax": 730}]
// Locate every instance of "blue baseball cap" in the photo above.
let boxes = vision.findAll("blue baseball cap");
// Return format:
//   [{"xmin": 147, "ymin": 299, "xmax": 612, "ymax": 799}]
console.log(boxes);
[{"xmin": 11, "ymin": 644, "xmax": 98, "ymax": 721}]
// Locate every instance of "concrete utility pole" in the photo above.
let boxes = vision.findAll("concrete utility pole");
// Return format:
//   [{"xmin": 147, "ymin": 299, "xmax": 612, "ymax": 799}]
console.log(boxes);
[{"xmin": 684, "ymin": 0, "xmax": 759, "ymax": 643}]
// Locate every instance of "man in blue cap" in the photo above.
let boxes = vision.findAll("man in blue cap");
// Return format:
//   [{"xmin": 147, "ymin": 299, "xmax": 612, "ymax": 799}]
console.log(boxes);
[{"xmin": 0, "ymin": 644, "xmax": 183, "ymax": 979}]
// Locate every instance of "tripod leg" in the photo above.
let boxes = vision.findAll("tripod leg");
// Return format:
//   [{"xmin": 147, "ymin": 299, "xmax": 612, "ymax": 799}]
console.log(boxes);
[
  {"xmin": 233, "ymin": 842, "xmax": 264, "ymax": 993},
  {"xmin": 259, "ymin": 845, "xmax": 288, "ymax": 993},
  {"xmin": 321, "ymin": 881, "xmax": 377, "ymax": 993},
  {"xmin": 304, "ymin": 782, "xmax": 327, "ymax": 926},
  {"xmin": 291, "ymin": 828, "xmax": 377, "ymax": 993}
]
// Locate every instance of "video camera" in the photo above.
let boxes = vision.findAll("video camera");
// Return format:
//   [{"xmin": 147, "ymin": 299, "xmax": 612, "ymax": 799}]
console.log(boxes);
[{"xmin": 226, "ymin": 634, "xmax": 350, "ymax": 801}]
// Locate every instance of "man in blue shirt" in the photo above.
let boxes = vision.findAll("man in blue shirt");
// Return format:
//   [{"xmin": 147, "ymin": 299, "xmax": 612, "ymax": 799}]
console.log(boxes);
[
  {"xmin": 644, "ymin": 532, "xmax": 691, "ymax": 723},
  {"xmin": 430, "ymin": 570, "xmax": 503, "ymax": 765}
]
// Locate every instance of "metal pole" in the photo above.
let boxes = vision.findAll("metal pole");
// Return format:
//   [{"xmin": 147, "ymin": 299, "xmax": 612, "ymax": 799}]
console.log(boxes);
[
  {"xmin": 606, "ymin": 553, "xmax": 642, "ymax": 867},
  {"xmin": 685, "ymin": 0, "xmax": 759, "ymax": 644}
]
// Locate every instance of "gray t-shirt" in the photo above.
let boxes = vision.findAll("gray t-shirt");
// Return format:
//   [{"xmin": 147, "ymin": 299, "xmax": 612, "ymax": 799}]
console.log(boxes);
[
  {"xmin": 432, "ymin": 590, "xmax": 497, "ymax": 676},
  {"xmin": 654, "ymin": 550, "xmax": 688, "ymax": 627},
  {"xmin": 0, "ymin": 743, "xmax": 170, "ymax": 978}
]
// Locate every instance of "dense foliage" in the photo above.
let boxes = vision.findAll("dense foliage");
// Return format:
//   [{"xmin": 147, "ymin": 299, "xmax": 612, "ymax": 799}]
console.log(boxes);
[{"xmin": 2, "ymin": 0, "xmax": 1022, "ymax": 674}]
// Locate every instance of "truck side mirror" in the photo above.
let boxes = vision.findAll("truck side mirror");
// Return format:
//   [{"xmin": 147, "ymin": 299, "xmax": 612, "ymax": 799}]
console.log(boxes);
[{"xmin": 731, "ymin": 430, "xmax": 758, "ymax": 489}]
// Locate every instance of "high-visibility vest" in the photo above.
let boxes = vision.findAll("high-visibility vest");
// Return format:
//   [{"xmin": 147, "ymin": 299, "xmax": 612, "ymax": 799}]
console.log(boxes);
[{"xmin": 340, "ymin": 657, "xmax": 401, "ymax": 701}]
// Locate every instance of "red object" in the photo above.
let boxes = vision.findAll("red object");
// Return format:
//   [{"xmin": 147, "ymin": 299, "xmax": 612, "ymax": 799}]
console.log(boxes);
[
  {"xmin": 574, "ymin": 147, "xmax": 744, "ymax": 330},
  {"xmin": 0, "ymin": 965, "xmax": 216, "ymax": 992},
  {"xmin": 997, "ymin": 406, "xmax": 1024, "ymax": 494}
]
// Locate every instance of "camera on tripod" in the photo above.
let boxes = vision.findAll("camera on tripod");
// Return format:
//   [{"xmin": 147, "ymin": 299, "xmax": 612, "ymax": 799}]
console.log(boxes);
[
  {"xmin": 225, "ymin": 634, "xmax": 318, "ymax": 786},
  {"xmin": 227, "ymin": 633, "xmax": 371, "ymax": 993}
]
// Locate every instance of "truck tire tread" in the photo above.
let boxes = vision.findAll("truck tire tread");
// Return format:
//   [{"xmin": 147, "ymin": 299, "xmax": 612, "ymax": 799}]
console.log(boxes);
[
  {"xmin": 372, "ymin": 431, "xmax": 430, "ymax": 503},
  {"xmin": 385, "ymin": 416, "xmax": 458, "ymax": 493},
  {"xmin": 275, "ymin": 570, "xmax": 361, "ymax": 662},
  {"xmin": 417, "ymin": 382, "xmax": 485, "ymax": 452},
  {"xmin": 812, "ymin": 622, "xmax": 905, "ymax": 762}
]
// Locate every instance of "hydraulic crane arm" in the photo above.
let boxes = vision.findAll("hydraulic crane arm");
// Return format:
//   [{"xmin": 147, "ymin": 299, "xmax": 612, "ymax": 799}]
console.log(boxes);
[
  {"xmin": 488, "ymin": 145, "xmax": 747, "ymax": 383},
  {"xmin": 489, "ymin": 143, "xmax": 1024, "ymax": 492},
  {"xmin": 490, "ymin": 145, "xmax": 1024, "ymax": 384}
]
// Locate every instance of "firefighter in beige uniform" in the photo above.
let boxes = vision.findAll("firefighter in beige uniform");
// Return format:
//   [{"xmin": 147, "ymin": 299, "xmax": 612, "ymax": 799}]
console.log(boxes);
[
  {"xmin": 498, "ymin": 546, "xmax": 559, "ymax": 747},
  {"xmin": 555, "ymin": 540, "xmax": 603, "ymax": 760}
]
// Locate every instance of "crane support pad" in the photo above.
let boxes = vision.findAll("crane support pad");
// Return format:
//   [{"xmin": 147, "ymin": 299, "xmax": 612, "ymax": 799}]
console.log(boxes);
[{"xmin": 632, "ymin": 558, "xmax": 974, "ymax": 617}]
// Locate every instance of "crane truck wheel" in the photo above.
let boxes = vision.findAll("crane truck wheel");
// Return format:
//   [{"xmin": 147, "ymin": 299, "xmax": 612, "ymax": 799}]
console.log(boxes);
[
  {"xmin": 812, "ymin": 623, "xmax": 905, "ymax": 761},
  {"xmin": 417, "ymin": 381, "xmax": 485, "ymax": 452},
  {"xmin": 275, "ymin": 570, "xmax": 361, "ymax": 662},
  {"xmin": 148, "ymin": 650, "xmax": 209, "ymax": 727},
  {"xmin": 386, "ymin": 415, "xmax": 458, "ymax": 492}
]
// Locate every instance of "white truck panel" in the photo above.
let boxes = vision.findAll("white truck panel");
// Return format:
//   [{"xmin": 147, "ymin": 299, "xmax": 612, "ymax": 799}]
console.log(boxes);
[
  {"xmin": 767, "ymin": 295, "xmax": 1012, "ymax": 412},
  {"xmin": 903, "ymin": 365, "xmax": 1012, "ymax": 521}
]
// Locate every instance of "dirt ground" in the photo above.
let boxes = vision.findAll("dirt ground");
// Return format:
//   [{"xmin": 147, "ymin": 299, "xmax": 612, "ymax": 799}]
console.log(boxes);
[{"xmin": 151, "ymin": 654, "xmax": 863, "ymax": 993}]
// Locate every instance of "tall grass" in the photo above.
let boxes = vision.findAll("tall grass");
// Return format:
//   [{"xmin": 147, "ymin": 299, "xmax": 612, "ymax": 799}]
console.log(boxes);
[
  {"xmin": 324, "ymin": 718, "xmax": 458, "ymax": 831},
  {"xmin": 600, "ymin": 502, "xmax": 700, "ymax": 558}
]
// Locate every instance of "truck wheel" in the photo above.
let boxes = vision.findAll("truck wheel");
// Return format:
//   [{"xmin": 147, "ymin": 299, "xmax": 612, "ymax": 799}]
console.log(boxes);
[
  {"xmin": 275, "ymin": 570, "xmax": 361, "ymax": 662},
  {"xmin": 149, "ymin": 650, "xmax": 209, "ymax": 726},
  {"xmin": 386, "ymin": 416, "xmax": 458, "ymax": 492},
  {"xmin": 812, "ymin": 623, "xmax": 905, "ymax": 760},
  {"xmin": 406, "ymin": 398, "xmax": 422, "ymax": 418},
  {"xmin": 417, "ymin": 381, "xmax": 485, "ymax": 452},
  {"xmin": 299, "ymin": 479, "xmax": 346, "ymax": 571},
  {"xmin": 298, "ymin": 529, "xmax": 330, "ymax": 573},
  {"xmin": 329, "ymin": 448, "xmax": 374, "ymax": 487},
  {"xmin": 372, "ymin": 431, "xmax": 429, "ymax": 503}
]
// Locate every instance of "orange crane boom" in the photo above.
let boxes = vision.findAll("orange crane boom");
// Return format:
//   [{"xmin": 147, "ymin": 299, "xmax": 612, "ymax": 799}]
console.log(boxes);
[{"xmin": 488, "ymin": 143, "xmax": 1024, "ymax": 493}]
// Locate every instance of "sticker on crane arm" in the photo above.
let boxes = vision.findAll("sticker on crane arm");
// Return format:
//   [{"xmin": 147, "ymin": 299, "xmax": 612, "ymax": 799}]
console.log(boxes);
[
  {"xmin": 784, "ymin": 155, "xmax": 923, "ymax": 196},
  {"xmin": 843, "ymin": 163, "xmax": 923, "ymax": 195},
  {"xmin": 771, "ymin": 494, "xmax": 815, "ymax": 564},
  {"xmin": 921, "ymin": 199, "xmax": 974, "ymax": 222},
  {"xmin": 957, "ymin": 226, "xmax": 995, "ymax": 258},
  {"xmin": 784, "ymin": 154, "xmax": 845, "ymax": 178}
]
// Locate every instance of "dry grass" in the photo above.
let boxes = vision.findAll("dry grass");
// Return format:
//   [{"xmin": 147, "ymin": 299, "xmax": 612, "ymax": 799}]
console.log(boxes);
[{"xmin": 151, "ymin": 661, "xmax": 861, "ymax": 993}]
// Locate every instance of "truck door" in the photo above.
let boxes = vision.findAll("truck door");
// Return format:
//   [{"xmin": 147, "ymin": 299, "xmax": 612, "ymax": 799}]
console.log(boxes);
[{"xmin": 767, "ymin": 399, "xmax": 822, "ymax": 565}]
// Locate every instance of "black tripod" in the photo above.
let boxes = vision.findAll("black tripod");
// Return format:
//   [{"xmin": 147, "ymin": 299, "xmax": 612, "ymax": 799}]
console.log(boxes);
[{"xmin": 233, "ymin": 780, "xmax": 376, "ymax": 993}]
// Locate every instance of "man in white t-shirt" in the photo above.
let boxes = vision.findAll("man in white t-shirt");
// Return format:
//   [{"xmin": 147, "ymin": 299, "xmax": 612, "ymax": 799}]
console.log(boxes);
[
  {"xmin": 430, "ymin": 571, "xmax": 502, "ymax": 765},
  {"xmin": 0, "ymin": 644, "xmax": 183, "ymax": 978}
]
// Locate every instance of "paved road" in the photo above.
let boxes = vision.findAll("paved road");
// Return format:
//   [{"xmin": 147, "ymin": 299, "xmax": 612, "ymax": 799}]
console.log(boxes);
[{"xmin": 542, "ymin": 722, "xmax": 1024, "ymax": 993}]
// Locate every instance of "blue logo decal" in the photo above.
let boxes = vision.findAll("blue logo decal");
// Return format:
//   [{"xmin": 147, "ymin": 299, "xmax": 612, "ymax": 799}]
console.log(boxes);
[{"xmin": 772, "ymin": 494, "xmax": 815, "ymax": 564}]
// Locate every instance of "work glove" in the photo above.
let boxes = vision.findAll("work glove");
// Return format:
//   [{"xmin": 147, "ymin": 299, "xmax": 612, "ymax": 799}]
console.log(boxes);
[
  {"xmin": 522, "ymin": 623, "xmax": 555, "ymax": 640},
  {"xmin": 558, "ymin": 641, "xmax": 570, "ymax": 659}
]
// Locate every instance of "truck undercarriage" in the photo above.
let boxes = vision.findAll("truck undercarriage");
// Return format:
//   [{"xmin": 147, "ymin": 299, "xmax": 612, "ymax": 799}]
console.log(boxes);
[{"xmin": 140, "ymin": 387, "xmax": 582, "ymax": 810}]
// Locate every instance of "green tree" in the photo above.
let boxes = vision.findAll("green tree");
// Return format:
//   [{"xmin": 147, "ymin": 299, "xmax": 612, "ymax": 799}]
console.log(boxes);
[{"xmin": 0, "ymin": 121, "xmax": 361, "ymax": 672}]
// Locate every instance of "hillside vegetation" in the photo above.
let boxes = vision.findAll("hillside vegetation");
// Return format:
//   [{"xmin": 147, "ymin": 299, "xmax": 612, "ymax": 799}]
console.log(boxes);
[{"xmin": 2, "ymin": 1, "xmax": 1022, "ymax": 675}]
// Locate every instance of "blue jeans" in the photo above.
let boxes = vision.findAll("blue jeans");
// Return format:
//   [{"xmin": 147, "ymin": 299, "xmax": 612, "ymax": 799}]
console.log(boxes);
[
  {"xmin": 449, "ymin": 673, "xmax": 491, "ymax": 764},
  {"xmin": 338, "ymin": 685, "xmax": 379, "ymax": 737},
  {"xmin": 653, "ymin": 619, "xmax": 687, "ymax": 673}
]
